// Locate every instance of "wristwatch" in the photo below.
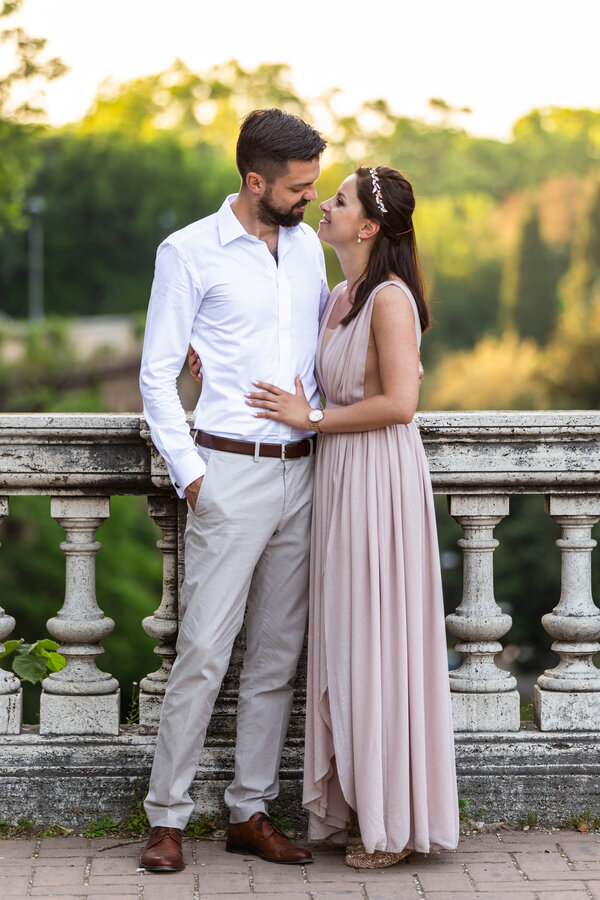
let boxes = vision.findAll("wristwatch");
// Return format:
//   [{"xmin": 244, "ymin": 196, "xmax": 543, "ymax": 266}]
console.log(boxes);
[{"xmin": 308, "ymin": 408, "xmax": 324, "ymax": 432}]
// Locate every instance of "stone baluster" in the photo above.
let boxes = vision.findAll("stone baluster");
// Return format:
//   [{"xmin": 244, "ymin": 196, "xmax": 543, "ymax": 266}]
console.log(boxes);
[
  {"xmin": 0, "ymin": 497, "xmax": 22, "ymax": 734},
  {"xmin": 40, "ymin": 497, "xmax": 120, "ymax": 735},
  {"xmin": 534, "ymin": 495, "xmax": 600, "ymax": 731},
  {"xmin": 445, "ymin": 494, "xmax": 520, "ymax": 732},
  {"xmin": 139, "ymin": 496, "xmax": 179, "ymax": 732}
]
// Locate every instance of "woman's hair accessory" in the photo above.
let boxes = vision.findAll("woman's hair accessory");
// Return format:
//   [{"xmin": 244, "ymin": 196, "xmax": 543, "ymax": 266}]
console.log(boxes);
[
  {"xmin": 369, "ymin": 167, "xmax": 388, "ymax": 214},
  {"xmin": 394, "ymin": 227, "xmax": 413, "ymax": 236}
]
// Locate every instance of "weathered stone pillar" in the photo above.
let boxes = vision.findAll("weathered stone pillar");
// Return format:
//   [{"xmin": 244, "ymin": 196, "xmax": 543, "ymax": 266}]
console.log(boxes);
[
  {"xmin": 534, "ymin": 494, "xmax": 600, "ymax": 731},
  {"xmin": 0, "ymin": 497, "xmax": 22, "ymax": 734},
  {"xmin": 446, "ymin": 494, "xmax": 520, "ymax": 732},
  {"xmin": 139, "ymin": 495, "xmax": 179, "ymax": 732},
  {"xmin": 40, "ymin": 497, "xmax": 120, "ymax": 735}
]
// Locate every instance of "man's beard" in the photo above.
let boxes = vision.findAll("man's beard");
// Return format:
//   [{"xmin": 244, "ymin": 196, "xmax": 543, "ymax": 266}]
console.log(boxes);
[{"xmin": 257, "ymin": 188, "xmax": 308, "ymax": 228}]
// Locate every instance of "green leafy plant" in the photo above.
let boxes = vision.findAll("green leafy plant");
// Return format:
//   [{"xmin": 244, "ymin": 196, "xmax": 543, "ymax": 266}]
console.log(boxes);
[
  {"xmin": 268, "ymin": 811, "xmax": 293, "ymax": 837},
  {"xmin": 0, "ymin": 818, "xmax": 71, "ymax": 839},
  {"xmin": 82, "ymin": 815, "xmax": 121, "ymax": 839},
  {"xmin": 520, "ymin": 698, "xmax": 534, "ymax": 722},
  {"xmin": 126, "ymin": 682, "xmax": 140, "ymax": 725},
  {"xmin": 0, "ymin": 638, "xmax": 65, "ymax": 684},
  {"xmin": 122, "ymin": 801, "xmax": 148, "ymax": 836},
  {"xmin": 522, "ymin": 811, "xmax": 539, "ymax": 827},
  {"xmin": 184, "ymin": 814, "xmax": 219, "ymax": 838},
  {"xmin": 560, "ymin": 808, "xmax": 600, "ymax": 833}
]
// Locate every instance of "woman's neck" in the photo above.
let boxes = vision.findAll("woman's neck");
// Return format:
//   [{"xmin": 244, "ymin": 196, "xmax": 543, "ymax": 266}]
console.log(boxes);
[{"xmin": 335, "ymin": 242, "xmax": 372, "ymax": 298}]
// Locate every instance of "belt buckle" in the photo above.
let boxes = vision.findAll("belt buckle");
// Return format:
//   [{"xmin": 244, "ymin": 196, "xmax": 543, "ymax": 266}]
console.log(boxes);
[{"xmin": 280, "ymin": 438, "xmax": 313, "ymax": 460}]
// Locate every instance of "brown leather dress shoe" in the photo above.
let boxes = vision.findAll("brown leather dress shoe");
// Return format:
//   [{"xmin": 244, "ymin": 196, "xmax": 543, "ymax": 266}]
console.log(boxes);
[
  {"xmin": 226, "ymin": 812, "xmax": 313, "ymax": 864},
  {"xmin": 140, "ymin": 826, "xmax": 184, "ymax": 872}
]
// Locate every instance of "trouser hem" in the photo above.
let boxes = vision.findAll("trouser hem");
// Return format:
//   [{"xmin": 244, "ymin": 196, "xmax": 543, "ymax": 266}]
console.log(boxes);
[{"xmin": 227, "ymin": 801, "xmax": 268, "ymax": 825}]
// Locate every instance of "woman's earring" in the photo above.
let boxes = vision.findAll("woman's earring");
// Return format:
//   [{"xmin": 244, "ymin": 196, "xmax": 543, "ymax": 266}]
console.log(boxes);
[{"xmin": 357, "ymin": 234, "xmax": 362, "ymax": 243}]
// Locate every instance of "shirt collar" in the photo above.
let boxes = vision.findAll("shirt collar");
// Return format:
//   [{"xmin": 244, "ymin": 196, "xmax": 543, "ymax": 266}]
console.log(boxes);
[
  {"xmin": 216, "ymin": 193, "xmax": 307, "ymax": 249},
  {"xmin": 217, "ymin": 194, "xmax": 247, "ymax": 246}
]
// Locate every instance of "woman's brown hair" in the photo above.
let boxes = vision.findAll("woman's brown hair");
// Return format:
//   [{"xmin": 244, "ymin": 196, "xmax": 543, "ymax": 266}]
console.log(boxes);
[{"xmin": 342, "ymin": 165, "xmax": 430, "ymax": 332}]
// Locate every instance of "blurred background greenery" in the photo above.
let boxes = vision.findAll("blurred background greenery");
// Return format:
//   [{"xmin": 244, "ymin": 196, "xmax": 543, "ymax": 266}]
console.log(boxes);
[{"xmin": 0, "ymin": 1, "xmax": 598, "ymax": 720}]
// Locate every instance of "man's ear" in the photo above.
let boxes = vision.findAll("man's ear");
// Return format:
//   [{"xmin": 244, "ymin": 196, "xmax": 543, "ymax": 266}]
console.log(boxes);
[{"xmin": 245, "ymin": 171, "xmax": 265, "ymax": 196}]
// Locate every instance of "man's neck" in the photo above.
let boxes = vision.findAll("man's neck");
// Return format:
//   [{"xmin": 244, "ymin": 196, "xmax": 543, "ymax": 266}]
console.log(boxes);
[{"xmin": 230, "ymin": 191, "xmax": 278, "ymax": 245}]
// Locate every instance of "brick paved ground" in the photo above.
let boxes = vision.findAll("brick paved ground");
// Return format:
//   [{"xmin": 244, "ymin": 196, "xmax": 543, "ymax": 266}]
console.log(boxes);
[{"xmin": 1, "ymin": 830, "xmax": 600, "ymax": 898}]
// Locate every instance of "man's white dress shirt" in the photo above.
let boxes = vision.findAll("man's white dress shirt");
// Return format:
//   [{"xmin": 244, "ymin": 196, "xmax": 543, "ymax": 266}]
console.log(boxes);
[{"xmin": 140, "ymin": 194, "xmax": 329, "ymax": 497}]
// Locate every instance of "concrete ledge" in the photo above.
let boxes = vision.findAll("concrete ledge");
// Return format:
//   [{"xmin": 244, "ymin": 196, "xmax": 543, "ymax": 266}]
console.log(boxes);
[
  {"xmin": 1, "ymin": 725, "xmax": 600, "ymax": 828},
  {"xmin": 455, "ymin": 724, "xmax": 600, "ymax": 821}
]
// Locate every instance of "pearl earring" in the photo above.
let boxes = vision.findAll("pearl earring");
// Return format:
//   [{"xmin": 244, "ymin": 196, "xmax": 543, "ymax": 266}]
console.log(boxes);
[{"xmin": 357, "ymin": 234, "xmax": 362, "ymax": 243}]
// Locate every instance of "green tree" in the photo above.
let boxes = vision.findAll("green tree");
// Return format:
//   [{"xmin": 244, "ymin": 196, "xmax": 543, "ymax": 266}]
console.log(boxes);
[
  {"xmin": 500, "ymin": 204, "xmax": 558, "ymax": 343},
  {"xmin": 421, "ymin": 332, "xmax": 545, "ymax": 411},
  {"xmin": 512, "ymin": 107, "xmax": 600, "ymax": 183},
  {"xmin": 559, "ymin": 178, "xmax": 600, "ymax": 323},
  {"xmin": 0, "ymin": 130, "xmax": 238, "ymax": 317},
  {"xmin": 540, "ymin": 289, "xmax": 600, "ymax": 409},
  {"xmin": 80, "ymin": 59, "xmax": 307, "ymax": 152},
  {"xmin": 0, "ymin": 0, "xmax": 66, "ymax": 231},
  {"xmin": 415, "ymin": 192, "xmax": 502, "ymax": 360}
]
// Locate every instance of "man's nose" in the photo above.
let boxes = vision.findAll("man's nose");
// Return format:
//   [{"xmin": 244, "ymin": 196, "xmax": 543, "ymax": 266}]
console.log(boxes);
[{"xmin": 305, "ymin": 185, "xmax": 318, "ymax": 202}]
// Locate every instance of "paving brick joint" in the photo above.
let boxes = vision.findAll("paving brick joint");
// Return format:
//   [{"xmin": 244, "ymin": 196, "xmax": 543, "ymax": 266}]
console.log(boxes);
[{"xmin": 1, "ymin": 829, "xmax": 600, "ymax": 898}]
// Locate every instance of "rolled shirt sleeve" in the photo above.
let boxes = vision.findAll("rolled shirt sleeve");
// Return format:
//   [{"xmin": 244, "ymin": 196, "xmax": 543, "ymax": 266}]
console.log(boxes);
[{"xmin": 140, "ymin": 242, "xmax": 205, "ymax": 497}]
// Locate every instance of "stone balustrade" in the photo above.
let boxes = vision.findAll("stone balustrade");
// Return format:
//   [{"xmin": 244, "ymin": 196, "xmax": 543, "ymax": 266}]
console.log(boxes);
[{"xmin": 0, "ymin": 411, "xmax": 599, "ymax": 825}]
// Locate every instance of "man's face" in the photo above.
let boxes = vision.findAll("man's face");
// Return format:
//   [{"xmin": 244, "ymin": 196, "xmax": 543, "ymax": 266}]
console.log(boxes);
[{"xmin": 257, "ymin": 158, "xmax": 320, "ymax": 228}]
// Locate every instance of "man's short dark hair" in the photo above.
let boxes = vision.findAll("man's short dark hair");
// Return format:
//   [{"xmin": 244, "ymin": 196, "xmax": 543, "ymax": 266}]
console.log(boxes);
[{"xmin": 236, "ymin": 108, "xmax": 327, "ymax": 183}]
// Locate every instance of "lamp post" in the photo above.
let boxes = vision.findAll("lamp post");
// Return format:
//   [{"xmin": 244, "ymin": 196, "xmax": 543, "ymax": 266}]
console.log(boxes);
[{"xmin": 27, "ymin": 195, "xmax": 46, "ymax": 321}]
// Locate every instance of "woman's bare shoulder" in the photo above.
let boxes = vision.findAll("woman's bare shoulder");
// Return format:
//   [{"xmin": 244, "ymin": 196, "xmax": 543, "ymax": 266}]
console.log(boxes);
[{"xmin": 372, "ymin": 278, "xmax": 414, "ymax": 312}]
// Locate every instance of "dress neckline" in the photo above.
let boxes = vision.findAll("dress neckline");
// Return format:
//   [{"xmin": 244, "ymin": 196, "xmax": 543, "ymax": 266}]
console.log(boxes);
[
  {"xmin": 318, "ymin": 283, "xmax": 347, "ymax": 371},
  {"xmin": 324, "ymin": 282, "xmax": 350, "ymax": 333},
  {"xmin": 317, "ymin": 278, "xmax": 422, "ymax": 381}
]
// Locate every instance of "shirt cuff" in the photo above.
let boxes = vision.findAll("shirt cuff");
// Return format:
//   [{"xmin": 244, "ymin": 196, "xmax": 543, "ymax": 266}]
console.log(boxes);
[{"xmin": 171, "ymin": 447, "xmax": 206, "ymax": 499}]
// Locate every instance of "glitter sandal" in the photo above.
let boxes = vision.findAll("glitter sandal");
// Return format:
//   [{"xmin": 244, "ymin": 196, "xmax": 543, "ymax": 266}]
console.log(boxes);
[{"xmin": 344, "ymin": 842, "xmax": 411, "ymax": 869}]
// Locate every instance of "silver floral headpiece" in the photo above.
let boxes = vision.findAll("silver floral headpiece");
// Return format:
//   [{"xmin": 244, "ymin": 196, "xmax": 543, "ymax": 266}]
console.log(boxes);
[{"xmin": 369, "ymin": 167, "xmax": 388, "ymax": 214}]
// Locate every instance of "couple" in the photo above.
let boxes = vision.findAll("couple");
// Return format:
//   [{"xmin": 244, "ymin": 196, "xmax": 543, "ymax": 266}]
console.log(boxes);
[{"xmin": 139, "ymin": 108, "xmax": 458, "ymax": 872}]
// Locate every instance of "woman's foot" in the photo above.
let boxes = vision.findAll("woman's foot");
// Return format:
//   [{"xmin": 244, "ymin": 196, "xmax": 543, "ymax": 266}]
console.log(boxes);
[{"xmin": 344, "ymin": 842, "xmax": 411, "ymax": 869}]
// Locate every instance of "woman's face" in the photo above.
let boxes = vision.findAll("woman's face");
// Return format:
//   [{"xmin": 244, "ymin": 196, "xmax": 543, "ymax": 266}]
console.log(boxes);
[{"xmin": 317, "ymin": 174, "xmax": 367, "ymax": 247}]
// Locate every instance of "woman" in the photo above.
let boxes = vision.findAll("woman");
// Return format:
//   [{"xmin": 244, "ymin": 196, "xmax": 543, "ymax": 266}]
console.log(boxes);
[{"xmin": 199, "ymin": 166, "xmax": 459, "ymax": 866}]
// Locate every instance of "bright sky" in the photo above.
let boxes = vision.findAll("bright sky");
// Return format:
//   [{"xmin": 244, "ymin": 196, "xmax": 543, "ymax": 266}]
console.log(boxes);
[{"xmin": 10, "ymin": 0, "xmax": 600, "ymax": 139}]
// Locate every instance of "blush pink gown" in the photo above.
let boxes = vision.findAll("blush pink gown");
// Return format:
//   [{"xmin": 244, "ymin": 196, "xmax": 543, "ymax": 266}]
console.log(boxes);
[{"xmin": 303, "ymin": 281, "xmax": 459, "ymax": 854}]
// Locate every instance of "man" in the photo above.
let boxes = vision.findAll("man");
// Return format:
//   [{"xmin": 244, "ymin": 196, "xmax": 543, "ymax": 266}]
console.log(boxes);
[{"xmin": 139, "ymin": 108, "xmax": 328, "ymax": 872}]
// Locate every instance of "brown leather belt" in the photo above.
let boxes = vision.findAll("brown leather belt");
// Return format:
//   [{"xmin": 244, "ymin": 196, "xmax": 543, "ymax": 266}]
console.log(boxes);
[{"xmin": 195, "ymin": 431, "xmax": 317, "ymax": 459}]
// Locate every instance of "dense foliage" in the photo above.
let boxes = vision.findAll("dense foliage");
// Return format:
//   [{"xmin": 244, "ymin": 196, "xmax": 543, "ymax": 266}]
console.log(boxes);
[{"xmin": 0, "ymin": 0, "xmax": 66, "ymax": 232}]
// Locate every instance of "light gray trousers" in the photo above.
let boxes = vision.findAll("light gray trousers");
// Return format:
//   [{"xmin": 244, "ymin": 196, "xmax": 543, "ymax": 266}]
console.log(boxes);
[{"xmin": 144, "ymin": 445, "xmax": 314, "ymax": 828}]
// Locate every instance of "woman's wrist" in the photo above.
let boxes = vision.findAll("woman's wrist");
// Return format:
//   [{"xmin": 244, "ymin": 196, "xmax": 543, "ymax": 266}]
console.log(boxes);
[{"xmin": 308, "ymin": 408, "xmax": 325, "ymax": 433}]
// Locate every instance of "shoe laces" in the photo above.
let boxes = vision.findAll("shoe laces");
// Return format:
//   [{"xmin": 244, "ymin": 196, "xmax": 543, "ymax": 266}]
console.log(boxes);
[
  {"xmin": 153, "ymin": 826, "xmax": 182, "ymax": 844},
  {"xmin": 254, "ymin": 814, "xmax": 285, "ymax": 838}
]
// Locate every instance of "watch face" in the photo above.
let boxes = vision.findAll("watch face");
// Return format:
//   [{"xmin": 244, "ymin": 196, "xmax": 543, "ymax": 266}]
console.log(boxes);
[{"xmin": 309, "ymin": 409, "xmax": 324, "ymax": 424}]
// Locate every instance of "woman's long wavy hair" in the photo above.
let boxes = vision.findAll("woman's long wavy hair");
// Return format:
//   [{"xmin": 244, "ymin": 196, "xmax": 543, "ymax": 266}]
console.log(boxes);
[{"xmin": 342, "ymin": 165, "xmax": 430, "ymax": 332}]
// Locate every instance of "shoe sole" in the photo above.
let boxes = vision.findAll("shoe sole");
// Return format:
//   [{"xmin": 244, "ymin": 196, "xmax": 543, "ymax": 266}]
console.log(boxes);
[
  {"xmin": 225, "ymin": 840, "xmax": 313, "ymax": 865},
  {"xmin": 141, "ymin": 863, "xmax": 185, "ymax": 873}
]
